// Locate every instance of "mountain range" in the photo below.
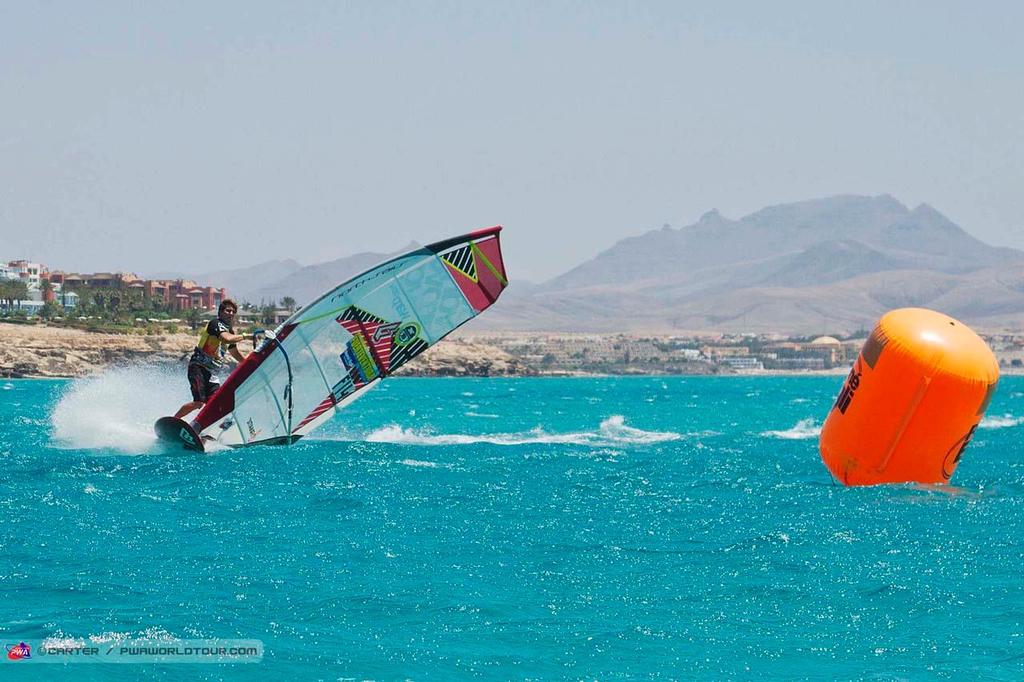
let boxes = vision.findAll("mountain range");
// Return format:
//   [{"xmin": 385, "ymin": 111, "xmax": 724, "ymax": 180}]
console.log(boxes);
[
  {"xmin": 482, "ymin": 194, "xmax": 1024, "ymax": 334},
  {"xmin": 160, "ymin": 195, "xmax": 1024, "ymax": 334}
]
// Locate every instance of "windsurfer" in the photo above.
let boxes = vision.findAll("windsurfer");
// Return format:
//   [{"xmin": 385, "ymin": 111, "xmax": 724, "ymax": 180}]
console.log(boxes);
[
  {"xmin": 173, "ymin": 299, "xmax": 248, "ymax": 419},
  {"xmin": 155, "ymin": 226, "xmax": 507, "ymax": 450}
]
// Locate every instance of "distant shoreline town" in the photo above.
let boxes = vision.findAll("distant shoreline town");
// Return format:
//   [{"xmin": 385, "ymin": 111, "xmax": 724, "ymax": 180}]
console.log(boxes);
[
  {"xmin": 0, "ymin": 258, "xmax": 294, "ymax": 329},
  {"xmin": 1, "ymin": 259, "xmax": 227, "ymax": 313},
  {"xmin": 4, "ymin": 258, "xmax": 1024, "ymax": 378},
  {"xmin": 454, "ymin": 331, "xmax": 1024, "ymax": 376}
]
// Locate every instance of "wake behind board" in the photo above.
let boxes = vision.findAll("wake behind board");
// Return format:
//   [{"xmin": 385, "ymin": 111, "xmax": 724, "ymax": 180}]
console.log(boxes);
[{"xmin": 154, "ymin": 417, "xmax": 206, "ymax": 453}]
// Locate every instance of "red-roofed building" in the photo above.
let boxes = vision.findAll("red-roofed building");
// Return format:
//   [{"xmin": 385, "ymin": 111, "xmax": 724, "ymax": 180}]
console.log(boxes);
[{"xmin": 48, "ymin": 270, "xmax": 228, "ymax": 311}]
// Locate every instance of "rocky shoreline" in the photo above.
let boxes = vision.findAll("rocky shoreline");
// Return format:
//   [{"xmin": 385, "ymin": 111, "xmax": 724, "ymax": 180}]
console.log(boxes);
[
  {"xmin": 0, "ymin": 323, "xmax": 193, "ymax": 378},
  {"xmin": 5, "ymin": 323, "xmax": 1016, "ymax": 380},
  {"xmin": 0, "ymin": 323, "xmax": 534, "ymax": 379}
]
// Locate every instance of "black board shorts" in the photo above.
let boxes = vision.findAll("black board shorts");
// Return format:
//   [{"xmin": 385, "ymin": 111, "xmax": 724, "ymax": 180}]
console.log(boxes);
[{"xmin": 187, "ymin": 363, "xmax": 221, "ymax": 402}]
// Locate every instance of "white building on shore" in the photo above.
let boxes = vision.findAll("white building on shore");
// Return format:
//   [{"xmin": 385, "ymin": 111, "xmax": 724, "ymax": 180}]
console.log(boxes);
[{"xmin": 0, "ymin": 259, "xmax": 78, "ymax": 314}]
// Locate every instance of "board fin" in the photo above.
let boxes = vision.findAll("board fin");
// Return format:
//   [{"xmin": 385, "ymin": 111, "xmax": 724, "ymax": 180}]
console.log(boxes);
[{"xmin": 154, "ymin": 416, "xmax": 206, "ymax": 453}]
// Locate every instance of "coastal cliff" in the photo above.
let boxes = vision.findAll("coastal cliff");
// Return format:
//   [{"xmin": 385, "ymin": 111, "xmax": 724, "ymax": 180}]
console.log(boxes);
[
  {"xmin": 0, "ymin": 324, "xmax": 194, "ymax": 378},
  {"xmin": 0, "ymin": 323, "xmax": 533, "ymax": 379}
]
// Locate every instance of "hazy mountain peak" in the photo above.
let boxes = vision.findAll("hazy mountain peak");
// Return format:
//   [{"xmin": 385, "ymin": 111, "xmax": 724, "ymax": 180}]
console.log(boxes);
[
  {"xmin": 698, "ymin": 209, "xmax": 726, "ymax": 225},
  {"xmin": 910, "ymin": 203, "xmax": 945, "ymax": 220},
  {"xmin": 747, "ymin": 193, "xmax": 909, "ymax": 226},
  {"xmin": 873, "ymin": 193, "xmax": 907, "ymax": 210}
]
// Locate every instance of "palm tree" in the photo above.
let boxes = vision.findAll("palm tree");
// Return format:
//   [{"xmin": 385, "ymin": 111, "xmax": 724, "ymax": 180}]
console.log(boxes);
[
  {"xmin": 185, "ymin": 305, "xmax": 204, "ymax": 329},
  {"xmin": 0, "ymin": 280, "xmax": 29, "ymax": 310},
  {"xmin": 280, "ymin": 296, "xmax": 296, "ymax": 311},
  {"xmin": 39, "ymin": 300, "xmax": 62, "ymax": 320},
  {"xmin": 260, "ymin": 304, "xmax": 277, "ymax": 326}
]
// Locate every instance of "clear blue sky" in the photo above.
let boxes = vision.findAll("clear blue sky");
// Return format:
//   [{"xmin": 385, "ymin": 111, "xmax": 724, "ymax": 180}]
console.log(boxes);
[{"xmin": 1, "ymin": 1, "xmax": 1021, "ymax": 282}]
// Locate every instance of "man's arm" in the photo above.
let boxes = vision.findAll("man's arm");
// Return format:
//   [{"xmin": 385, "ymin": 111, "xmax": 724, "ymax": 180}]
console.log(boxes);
[
  {"xmin": 220, "ymin": 331, "xmax": 246, "ymax": 345},
  {"xmin": 211, "ymin": 320, "xmax": 247, "ymax": 361}
]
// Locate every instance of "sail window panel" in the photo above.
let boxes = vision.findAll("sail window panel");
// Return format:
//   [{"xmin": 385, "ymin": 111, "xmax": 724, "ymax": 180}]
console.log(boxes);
[
  {"xmin": 280, "ymin": 328, "xmax": 340, "ymax": 434},
  {"xmin": 298, "ymin": 316, "xmax": 354, "ymax": 391},
  {"xmin": 396, "ymin": 257, "xmax": 474, "ymax": 343},
  {"xmin": 231, "ymin": 366, "xmax": 289, "ymax": 444}
]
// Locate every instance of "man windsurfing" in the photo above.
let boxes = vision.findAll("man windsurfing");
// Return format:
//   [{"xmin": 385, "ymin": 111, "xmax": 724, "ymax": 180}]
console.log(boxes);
[{"xmin": 173, "ymin": 299, "xmax": 248, "ymax": 419}]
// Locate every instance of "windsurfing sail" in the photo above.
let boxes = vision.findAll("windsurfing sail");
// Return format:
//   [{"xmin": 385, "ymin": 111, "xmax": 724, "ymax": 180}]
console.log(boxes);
[{"xmin": 176, "ymin": 226, "xmax": 507, "ymax": 449}]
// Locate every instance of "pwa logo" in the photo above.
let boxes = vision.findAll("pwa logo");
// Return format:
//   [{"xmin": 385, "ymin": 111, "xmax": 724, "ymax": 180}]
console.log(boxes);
[{"xmin": 7, "ymin": 642, "xmax": 31, "ymax": 660}]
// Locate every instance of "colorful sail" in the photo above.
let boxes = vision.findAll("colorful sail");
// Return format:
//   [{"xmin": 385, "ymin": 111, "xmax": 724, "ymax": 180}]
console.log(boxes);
[{"xmin": 191, "ymin": 226, "xmax": 508, "ymax": 447}]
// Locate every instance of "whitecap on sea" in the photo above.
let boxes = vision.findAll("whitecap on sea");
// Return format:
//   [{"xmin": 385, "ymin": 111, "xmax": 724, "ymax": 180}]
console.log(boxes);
[
  {"xmin": 980, "ymin": 414, "xmax": 1024, "ymax": 429},
  {"xmin": 400, "ymin": 459, "xmax": 442, "ymax": 468},
  {"xmin": 761, "ymin": 418, "xmax": 822, "ymax": 440},
  {"xmin": 330, "ymin": 415, "xmax": 683, "ymax": 448}
]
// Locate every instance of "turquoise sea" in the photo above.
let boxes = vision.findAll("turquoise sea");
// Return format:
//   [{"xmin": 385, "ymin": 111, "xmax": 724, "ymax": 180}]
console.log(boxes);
[{"xmin": 2, "ymin": 369, "xmax": 1024, "ymax": 679}]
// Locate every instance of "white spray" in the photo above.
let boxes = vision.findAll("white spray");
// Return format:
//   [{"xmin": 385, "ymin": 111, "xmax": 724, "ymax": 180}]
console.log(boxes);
[{"xmin": 50, "ymin": 363, "xmax": 188, "ymax": 453}]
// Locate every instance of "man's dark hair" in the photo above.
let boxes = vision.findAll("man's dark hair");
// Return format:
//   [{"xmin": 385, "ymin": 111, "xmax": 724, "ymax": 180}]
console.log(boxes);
[{"xmin": 219, "ymin": 298, "xmax": 238, "ymax": 313}]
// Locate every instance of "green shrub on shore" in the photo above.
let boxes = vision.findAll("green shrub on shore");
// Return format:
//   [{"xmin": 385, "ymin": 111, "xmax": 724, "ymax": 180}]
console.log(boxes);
[{"xmin": 0, "ymin": 314, "xmax": 37, "ymax": 326}]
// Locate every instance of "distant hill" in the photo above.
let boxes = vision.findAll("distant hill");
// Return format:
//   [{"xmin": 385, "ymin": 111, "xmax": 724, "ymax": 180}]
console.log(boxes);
[
  {"xmin": 478, "ymin": 194, "xmax": 1024, "ymax": 334},
  {"xmin": 150, "ymin": 242, "xmax": 418, "ymax": 307},
  {"xmin": 198, "ymin": 259, "xmax": 304, "ymax": 303},
  {"xmin": 247, "ymin": 242, "xmax": 419, "ymax": 305}
]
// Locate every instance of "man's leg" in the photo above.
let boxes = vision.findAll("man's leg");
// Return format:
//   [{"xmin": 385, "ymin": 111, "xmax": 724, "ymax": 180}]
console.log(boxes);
[{"xmin": 175, "ymin": 364, "xmax": 208, "ymax": 419}]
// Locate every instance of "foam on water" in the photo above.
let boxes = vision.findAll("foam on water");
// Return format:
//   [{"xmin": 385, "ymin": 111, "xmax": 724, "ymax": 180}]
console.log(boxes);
[
  {"xmin": 350, "ymin": 415, "xmax": 682, "ymax": 447},
  {"xmin": 980, "ymin": 414, "xmax": 1024, "ymax": 429},
  {"xmin": 761, "ymin": 413, "xmax": 1020, "ymax": 438},
  {"xmin": 761, "ymin": 417, "xmax": 822, "ymax": 440},
  {"xmin": 50, "ymin": 364, "xmax": 187, "ymax": 453}
]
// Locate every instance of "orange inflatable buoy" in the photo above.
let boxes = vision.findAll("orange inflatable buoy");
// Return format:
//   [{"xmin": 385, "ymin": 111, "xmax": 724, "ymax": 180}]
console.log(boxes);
[{"xmin": 820, "ymin": 308, "xmax": 998, "ymax": 486}]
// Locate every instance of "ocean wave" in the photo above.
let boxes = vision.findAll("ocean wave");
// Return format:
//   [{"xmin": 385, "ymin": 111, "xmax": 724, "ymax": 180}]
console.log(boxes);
[
  {"xmin": 349, "ymin": 415, "xmax": 683, "ymax": 447},
  {"xmin": 980, "ymin": 414, "xmax": 1024, "ymax": 429},
  {"xmin": 761, "ymin": 418, "xmax": 821, "ymax": 440}
]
